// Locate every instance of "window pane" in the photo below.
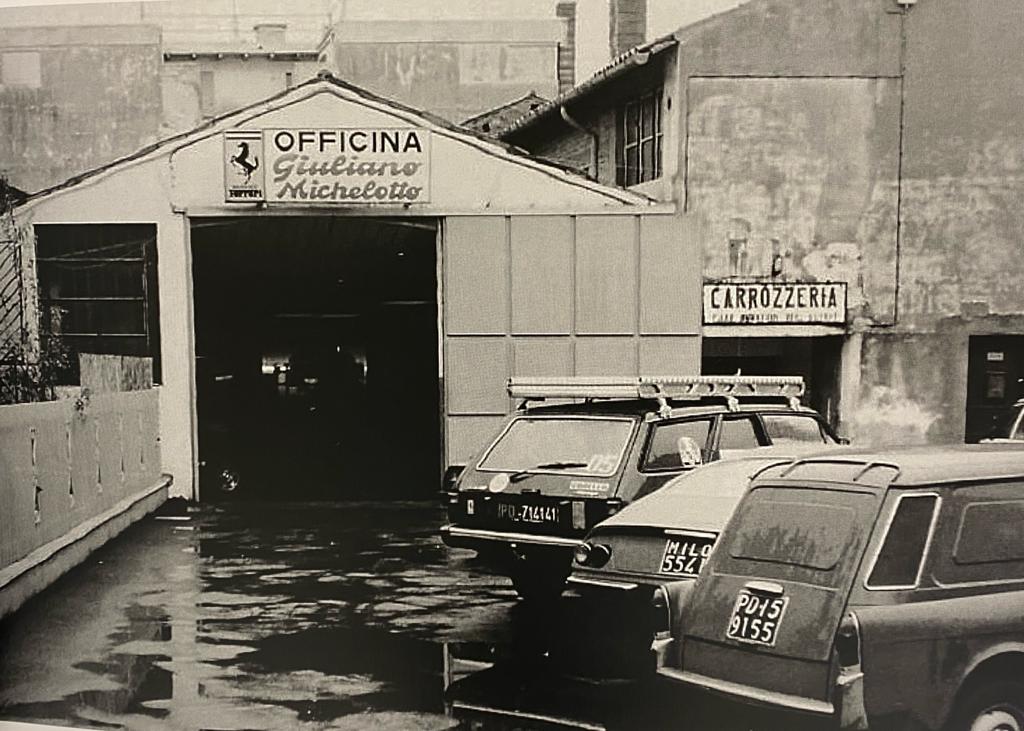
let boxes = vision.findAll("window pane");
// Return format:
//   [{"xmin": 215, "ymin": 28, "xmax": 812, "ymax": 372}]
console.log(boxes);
[
  {"xmin": 479, "ymin": 417, "xmax": 634, "ymax": 477},
  {"xmin": 625, "ymin": 102, "xmax": 639, "ymax": 144},
  {"xmin": 718, "ymin": 416, "xmax": 760, "ymax": 450},
  {"xmin": 762, "ymin": 414, "xmax": 828, "ymax": 444},
  {"xmin": 867, "ymin": 494, "xmax": 937, "ymax": 588},
  {"xmin": 645, "ymin": 419, "xmax": 712, "ymax": 470},
  {"xmin": 641, "ymin": 97, "xmax": 655, "ymax": 138},
  {"xmin": 954, "ymin": 500, "xmax": 1024, "ymax": 564},
  {"xmin": 641, "ymin": 139, "xmax": 654, "ymax": 181},
  {"xmin": 730, "ymin": 498, "xmax": 859, "ymax": 572},
  {"xmin": 625, "ymin": 143, "xmax": 639, "ymax": 186}
]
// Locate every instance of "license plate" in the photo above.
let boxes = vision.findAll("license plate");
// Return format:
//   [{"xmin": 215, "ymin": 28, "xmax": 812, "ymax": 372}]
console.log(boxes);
[
  {"xmin": 726, "ymin": 589, "xmax": 789, "ymax": 647},
  {"xmin": 658, "ymin": 534, "xmax": 716, "ymax": 577},
  {"xmin": 495, "ymin": 501, "xmax": 560, "ymax": 525}
]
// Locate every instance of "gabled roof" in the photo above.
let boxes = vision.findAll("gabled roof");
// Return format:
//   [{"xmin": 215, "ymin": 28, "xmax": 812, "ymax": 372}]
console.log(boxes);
[
  {"xmin": 500, "ymin": 1, "xmax": 758, "ymax": 139},
  {"xmin": 20, "ymin": 71, "xmax": 652, "ymax": 208},
  {"xmin": 462, "ymin": 92, "xmax": 549, "ymax": 136},
  {"xmin": 500, "ymin": 35, "xmax": 677, "ymax": 138}
]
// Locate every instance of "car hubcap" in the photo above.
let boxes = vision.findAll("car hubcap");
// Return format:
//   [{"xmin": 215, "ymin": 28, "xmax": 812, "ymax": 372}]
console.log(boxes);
[{"xmin": 971, "ymin": 708, "xmax": 1024, "ymax": 731}]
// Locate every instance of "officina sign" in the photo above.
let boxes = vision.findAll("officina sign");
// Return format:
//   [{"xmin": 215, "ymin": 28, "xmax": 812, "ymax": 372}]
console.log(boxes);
[
  {"xmin": 223, "ymin": 128, "xmax": 431, "ymax": 205},
  {"xmin": 703, "ymin": 282, "xmax": 847, "ymax": 325}
]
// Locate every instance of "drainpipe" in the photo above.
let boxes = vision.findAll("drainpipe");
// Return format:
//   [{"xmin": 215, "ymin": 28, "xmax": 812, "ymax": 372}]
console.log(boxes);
[{"xmin": 559, "ymin": 105, "xmax": 599, "ymax": 180}]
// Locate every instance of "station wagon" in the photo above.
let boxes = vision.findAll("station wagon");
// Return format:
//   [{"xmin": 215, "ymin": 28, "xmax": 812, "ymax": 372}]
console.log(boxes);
[
  {"xmin": 657, "ymin": 445, "xmax": 1024, "ymax": 731},
  {"xmin": 440, "ymin": 375, "xmax": 840, "ymax": 601}
]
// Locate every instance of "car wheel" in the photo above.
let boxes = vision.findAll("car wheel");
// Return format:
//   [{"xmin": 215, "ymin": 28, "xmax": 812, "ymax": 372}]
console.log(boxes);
[{"xmin": 951, "ymin": 681, "xmax": 1024, "ymax": 731}]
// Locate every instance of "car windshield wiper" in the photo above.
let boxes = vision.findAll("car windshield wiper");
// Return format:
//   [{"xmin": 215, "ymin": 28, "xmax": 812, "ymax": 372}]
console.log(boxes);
[{"xmin": 509, "ymin": 461, "xmax": 589, "ymax": 482}]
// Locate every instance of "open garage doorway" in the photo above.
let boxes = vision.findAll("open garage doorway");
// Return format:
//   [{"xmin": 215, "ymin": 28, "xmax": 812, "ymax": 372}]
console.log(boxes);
[{"xmin": 191, "ymin": 216, "xmax": 440, "ymax": 501}]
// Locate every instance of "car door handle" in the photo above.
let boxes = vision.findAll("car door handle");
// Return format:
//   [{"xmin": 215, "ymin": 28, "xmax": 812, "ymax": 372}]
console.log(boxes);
[{"xmin": 744, "ymin": 580, "xmax": 784, "ymax": 596}]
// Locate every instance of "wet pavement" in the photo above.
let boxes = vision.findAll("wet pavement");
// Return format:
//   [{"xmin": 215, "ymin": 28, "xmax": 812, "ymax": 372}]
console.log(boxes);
[{"xmin": 0, "ymin": 501, "xmax": 822, "ymax": 730}]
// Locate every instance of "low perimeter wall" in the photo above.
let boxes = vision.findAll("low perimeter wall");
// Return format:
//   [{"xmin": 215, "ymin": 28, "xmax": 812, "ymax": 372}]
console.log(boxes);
[{"xmin": 0, "ymin": 388, "xmax": 169, "ymax": 618}]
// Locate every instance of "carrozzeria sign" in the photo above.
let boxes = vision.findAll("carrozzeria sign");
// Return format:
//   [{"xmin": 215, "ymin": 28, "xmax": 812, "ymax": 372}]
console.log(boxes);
[
  {"xmin": 223, "ymin": 127, "xmax": 431, "ymax": 204},
  {"xmin": 703, "ymin": 282, "xmax": 847, "ymax": 325}
]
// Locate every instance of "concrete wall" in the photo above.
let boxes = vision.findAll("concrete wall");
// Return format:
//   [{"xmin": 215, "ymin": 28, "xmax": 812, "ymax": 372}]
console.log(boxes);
[
  {"xmin": 686, "ymin": 76, "xmax": 900, "ymax": 323},
  {"xmin": 161, "ymin": 58, "xmax": 322, "ymax": 136},
  {"xmin": 326, "ymin": 20, "xmax": 562, "ymax": 123},
  {"xmin": 0, "ymin": 389, "xmax": 162, "ymax": 570},
  {"xmin": 0, "ymin": 25, "xmax": 163, "ymax": 193}
]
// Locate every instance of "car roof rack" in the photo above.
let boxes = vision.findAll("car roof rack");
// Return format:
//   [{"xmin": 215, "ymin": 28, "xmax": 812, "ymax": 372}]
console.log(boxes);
[{"xmin": 507, "ymin": 375, "xmax": 805, "ymax": 415}]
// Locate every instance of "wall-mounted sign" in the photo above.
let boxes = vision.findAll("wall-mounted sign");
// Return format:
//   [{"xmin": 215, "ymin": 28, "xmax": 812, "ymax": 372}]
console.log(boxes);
[
  {"xmin": 223, "ymin": 130, "xmax": 265, "ymax": 202},
  {"xmin": 703, "ymin": 282, "xmax": 847, "ymax": 325},
  {"xmin": 223, "ymin": 128, "xmax": 431, "ymax": 205}
]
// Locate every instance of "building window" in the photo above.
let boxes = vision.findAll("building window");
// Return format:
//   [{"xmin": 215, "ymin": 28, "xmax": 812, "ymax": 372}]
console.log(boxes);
[
  {"xmin": 35, "ymin": 224, "xmax": 161, "ymax": 383},
  {"xmin": 617, "ymin": 89, "xmax": 662, "ymax": 186}
]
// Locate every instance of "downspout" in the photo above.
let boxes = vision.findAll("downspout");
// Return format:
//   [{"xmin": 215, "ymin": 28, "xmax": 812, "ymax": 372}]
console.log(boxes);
[{"xmin": 559, "ymin": 105, "xmax": 599, "ymax": 181}]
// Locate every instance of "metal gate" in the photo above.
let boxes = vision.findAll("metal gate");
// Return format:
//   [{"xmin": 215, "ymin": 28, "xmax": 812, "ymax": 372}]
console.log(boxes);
[{"xmin": 0, "ymin": 236, "xmax": 28, "ymax": 404}]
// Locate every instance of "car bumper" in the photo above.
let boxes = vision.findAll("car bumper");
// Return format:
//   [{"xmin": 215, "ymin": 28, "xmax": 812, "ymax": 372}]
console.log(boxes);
[
  {"xmin": 655, "ymin": 665, "xmax": 867, "ymax": 729},
  {"xmin": 440, "ymin": 524, "xmax": 582, "ymax": 551}
]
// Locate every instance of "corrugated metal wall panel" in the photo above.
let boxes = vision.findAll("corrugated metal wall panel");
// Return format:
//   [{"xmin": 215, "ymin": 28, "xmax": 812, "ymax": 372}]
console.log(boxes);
[
  {"xmin": 443, "ymin": 212, "xmax": 700, "ymax": 467},
  {"xmin": 575, "ymin": 215, "xmax": 637, "ymax": 335},
  {"xmin": 640, "ymin": 214, "xmax": 701, "ymax": 334},
  {"xmin": 512, "ymin": 337, "xmax": 574, "ymax": 377},
  {"xmin": 510, "ymin": 216, "xmax": 573, "ymax": 335},
  {"xmin": 446, "ymin": 337, "xmax": 509, "ymax": 415},
  {"xmin": 443, "ymin": 216, "xmax": 508, "ymax": 335}
]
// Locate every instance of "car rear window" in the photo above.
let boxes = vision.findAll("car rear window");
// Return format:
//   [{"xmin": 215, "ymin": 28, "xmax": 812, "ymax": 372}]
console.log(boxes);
[
  {"xmin": 725, "ymin": 487, "xmax": 879, "ymax": 585},
  {"xmin": 761, "ymin": 413, "xmax": 831, "ymax": 444},
  {"xmin": 866, "ymin": 493, "xmax": 938, "ymax": 589},
  {"xmin": 478, "ymin": 417, "xmax": 634, "ymax": 477}
]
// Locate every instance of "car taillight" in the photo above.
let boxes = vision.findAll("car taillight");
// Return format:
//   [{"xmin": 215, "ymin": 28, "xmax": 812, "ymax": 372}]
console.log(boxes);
[
  {"xmin": 571, "ymin": 500, "xmax": 586, "ymax": 530},
  {"xmin": 835, "ymin": 612, "xmax": 861, "ymax": 668},
  {"xmin": 651, "ymin": 585, "xmax": 671, "ymax": 637},
  {"xmin": 573, "ymin": 541, "xmax": 611, "ymax": 567}
]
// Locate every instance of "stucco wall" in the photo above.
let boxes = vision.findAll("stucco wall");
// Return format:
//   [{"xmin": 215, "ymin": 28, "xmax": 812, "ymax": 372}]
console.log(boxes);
[
  {"xmin": 896, "ymin": 0, "xmax": 1024, "ymax": 330},
  {"xmin": 0, "ymin": 26, "xmax": 162, "ymax": 193},
  {"xmin": 327, "ymin": 21, "xmax": 561, "ymax": 124},
  {"xmin": 0, "ymin": 389, "xmax": 162, "ymax": 570},
  {"xmin": 686, "ymin": 76, "xmax": 900, "ymax": 323},
  {"xmin": 160, "ymin": 59, "xmax": 322, "ymax": 137}
]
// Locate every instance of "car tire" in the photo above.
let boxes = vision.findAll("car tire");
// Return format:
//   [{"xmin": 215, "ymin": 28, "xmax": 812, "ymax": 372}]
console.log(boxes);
[{"xmin": 949, "ymin": 680, "xmax": 1024, "ymax": 731}]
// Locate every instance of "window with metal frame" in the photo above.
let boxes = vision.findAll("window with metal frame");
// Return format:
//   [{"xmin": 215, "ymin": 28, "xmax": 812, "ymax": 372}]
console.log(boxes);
[
  {"xmin": 643, "ymin": 418, "xmax": 713, "ymax": 471},
  {"xmin": 954, "ymin": 500, "xmax": 1024, "ymax": 565},
  {"xmin": 617, "ymin": 89, "xmax": 663, "ymax": 186},
  {"xmin": 865, "ymin": 493, "xmax": 939, "ymax": 590},
  {"xmin": 35, "ymin": 224, "xmax": 161, "ymax": 383}
]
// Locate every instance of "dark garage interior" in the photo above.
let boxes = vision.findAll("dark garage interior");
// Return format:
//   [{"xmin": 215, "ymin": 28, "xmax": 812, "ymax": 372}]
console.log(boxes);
[{"xmin": 191, "ymin": 216, "xmax": 440, "ymax": 501}]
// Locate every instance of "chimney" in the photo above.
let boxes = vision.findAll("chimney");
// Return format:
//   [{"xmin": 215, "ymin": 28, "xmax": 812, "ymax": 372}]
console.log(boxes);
[
  {"xmin": 609, "ymin": 0, "xmax": 646, "ymax": 58},
  {"xmin": 556, "ymin": 1, "xmax": 576, "ymax": 94}
]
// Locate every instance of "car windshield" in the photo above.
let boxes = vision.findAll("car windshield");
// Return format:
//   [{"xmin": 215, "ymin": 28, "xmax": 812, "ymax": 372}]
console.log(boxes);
[{"xmin": 478, "ymin": 417, "xmax": 635, "ymax": 477}]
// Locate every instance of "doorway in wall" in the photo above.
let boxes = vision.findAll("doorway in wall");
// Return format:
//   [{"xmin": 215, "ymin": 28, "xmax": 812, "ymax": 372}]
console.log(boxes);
[
  {"xmin": 965, "ymin": 335, "xmax": 1024, "ymax": 442},
  {"xmin": 190, "ymin": 216, "xmax": 439, "ymax": 501}
]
